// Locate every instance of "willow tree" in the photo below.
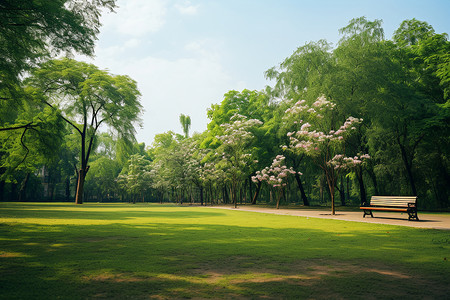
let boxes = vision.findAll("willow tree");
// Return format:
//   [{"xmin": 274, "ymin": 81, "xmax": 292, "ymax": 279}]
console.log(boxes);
[
  {"xmin": 28, "ymin": 58, "xmax": 142, "ymax": 204},
  {"xmin": 1, "ymin": 0, "xmax": 116, "ymax": 129}
]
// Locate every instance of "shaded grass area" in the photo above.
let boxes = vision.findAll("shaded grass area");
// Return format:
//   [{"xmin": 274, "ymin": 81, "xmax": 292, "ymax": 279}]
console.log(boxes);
[{"xmin": 0, "ymin": 203, "xmax": 449, "ymax": 299}]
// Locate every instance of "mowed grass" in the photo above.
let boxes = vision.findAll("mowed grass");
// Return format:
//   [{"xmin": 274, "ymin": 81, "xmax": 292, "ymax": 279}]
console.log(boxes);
[{"xmin": 0, "ymin": 203, "xmax": 449, "ymax": 299}]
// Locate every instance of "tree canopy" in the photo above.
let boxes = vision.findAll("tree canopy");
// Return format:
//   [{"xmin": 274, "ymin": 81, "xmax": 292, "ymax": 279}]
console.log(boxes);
[
  {"xmin": 1, "ymin": 16, "xmax": 448, "ymax": 212},
  {"xmin": 27, "ymin": 58, "xmax": 142, "ymax": 204}
]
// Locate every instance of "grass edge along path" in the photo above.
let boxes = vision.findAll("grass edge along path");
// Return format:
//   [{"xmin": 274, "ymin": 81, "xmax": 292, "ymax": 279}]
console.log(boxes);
[
  {"xmin": 0, "ymin": 202, "xmax": 449, "ymax": 299},
  {"xmin": 208, "ymin": 204, "xmax": 450, "ymax": 230}
]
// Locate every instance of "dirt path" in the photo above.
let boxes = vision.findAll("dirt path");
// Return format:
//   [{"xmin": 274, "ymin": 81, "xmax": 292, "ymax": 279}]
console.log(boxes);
[{"xmin": 207, "ymin": 205, "xmax": 450, "ymax": 230}]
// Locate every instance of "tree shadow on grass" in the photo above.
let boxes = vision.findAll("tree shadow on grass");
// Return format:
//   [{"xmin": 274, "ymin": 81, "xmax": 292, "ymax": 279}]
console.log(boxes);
[
  {"xmin": 1, "ymin": 217, "xmax": 449, "ymax": 299},
  {"xmin": 0, "ymin": 206, "xmax": 226, "ymax": 221},
  {"xmin": 1, "ymin": 255, "xmax": 448, "ymax": 299}
]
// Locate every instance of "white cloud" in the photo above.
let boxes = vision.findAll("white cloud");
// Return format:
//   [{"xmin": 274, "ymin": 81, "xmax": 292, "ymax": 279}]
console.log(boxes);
[
  {"xmin": 86, "ymin": 39, "xmax": 232, "ymax": 145},
  {"xmin": 174, "ymin": 0, "xmax": 199, "ymax": 15},
  {"xmin": 129, "ymin": 55, "xmax": 231, "ymax": 145},
  {"xmin": 184, "ymin": 39, "xmax": 222, "ymax": 61},
  {"xmin": 102, "ymin": 0, "xmax": 168, "ymax": 37}
]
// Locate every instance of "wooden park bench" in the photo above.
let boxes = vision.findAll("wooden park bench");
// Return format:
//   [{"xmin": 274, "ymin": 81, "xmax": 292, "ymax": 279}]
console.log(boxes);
[{"xmin": 360, "ymin": 196, "xmax": 419, "ymax": 221}]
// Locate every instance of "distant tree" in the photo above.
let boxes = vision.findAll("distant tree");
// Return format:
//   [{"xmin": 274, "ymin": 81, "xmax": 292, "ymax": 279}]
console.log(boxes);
[
  {"xmin": 179, "ymin": 114, "xmax": 191, "ymax": 138},
  {"xmin": 216, "ymin": 114, "xmax": 262, "ymax": 208},
  {"xmin": 393, "ymin": 18, "xmax": 435, "ymax": 47},
  {"xmin": 119, "ymin": 154, "xmax": 152, "ymax": 203},
  {"xmin": 28, "ymin": 58, "xmax": 142, "ymax": 204},
  {"xmin": 252, "ymin": 155, "xmax": 297, "ymax": 209},
  {"xmin": 284, "ymin": 97, "xmax": 369, "ymax": 214}
]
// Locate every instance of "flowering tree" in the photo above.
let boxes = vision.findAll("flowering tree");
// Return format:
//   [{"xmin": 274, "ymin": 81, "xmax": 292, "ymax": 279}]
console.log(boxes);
[
  {"xmin": 118, "ymin": 154, "xmax": 152, "ymax": 203},
  {"xmin": 182, "ymin": 138, "xmax": 210, "ymax": 205},
  {"xmin": 199, "ymin": 160, "xmax": 226, "ymax": 205},
  {"xmin": 252, "ymin": 155, "xmax": 297, "ymax": 209},
  {"xmin": 284, "ymin": 96, "xmax": 370, "ymax": 214},
  {"xmin": 216, "ymin": 114, "xmax": 262, "ymax": 207}
]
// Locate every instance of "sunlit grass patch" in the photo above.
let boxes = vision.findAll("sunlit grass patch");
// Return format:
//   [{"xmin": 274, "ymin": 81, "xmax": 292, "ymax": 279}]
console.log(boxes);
[{"xmin": 0, "ymin": 202, "xmax": 449, "ymax": 299}]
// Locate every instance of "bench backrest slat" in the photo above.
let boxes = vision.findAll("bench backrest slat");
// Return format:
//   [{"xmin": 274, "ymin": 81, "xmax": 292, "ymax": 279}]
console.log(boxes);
[{"xmin": 370, "ymin": 196, "xmax": 417, "ymax": 207}]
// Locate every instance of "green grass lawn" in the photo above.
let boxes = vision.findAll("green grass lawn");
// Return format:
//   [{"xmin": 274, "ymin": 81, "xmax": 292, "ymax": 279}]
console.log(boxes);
[{"xmin": 0, "ymin": 203, "xmax": 449, "ymax": 299}]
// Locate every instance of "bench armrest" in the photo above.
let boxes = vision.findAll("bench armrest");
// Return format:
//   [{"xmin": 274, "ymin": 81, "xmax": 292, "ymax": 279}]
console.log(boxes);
[{"xmin": 408, "ymin": 203, "xmax": 416, "ymax": 208}]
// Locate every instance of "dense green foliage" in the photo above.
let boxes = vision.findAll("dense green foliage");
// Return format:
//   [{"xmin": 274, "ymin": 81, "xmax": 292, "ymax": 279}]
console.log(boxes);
[
  {"xmin": 0, "ymin": 0, "xmax": 118, "ymax": 201},
  {"xmin": 0, "ymin": 203, "xmax": 448, "ymax": 299},
  {"xmin": 0, "ymin": 16, "xmax": 448, "ymax": 210}
]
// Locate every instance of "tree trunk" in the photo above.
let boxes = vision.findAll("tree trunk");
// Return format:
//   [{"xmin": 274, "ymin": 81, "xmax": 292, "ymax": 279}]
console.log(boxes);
[
  {"xmin": 18, "ymin": 173, "xmax": 30, "ymax": 202},
  {"xmin": 330, "ymin": 187, "xmax": 335, "ymax": 215},
  {"xmin": 276, "ymin": 188, "xmax": 282, "ymax": 209},
  {"xmin": 232, "ymin": 182, "xmax": 237, "ymax": 208},
  {"xmin": 199, "ymin": 186, "xmax": 204, "ymax": 206},
  {"xmin": 339, "ymin": 176, "xmax": 345, "ymax": 206},
  {"xmin": 356, "ymin": 166, "xmax": 367, "ymax": 206},
  {"xmin": 248, "ymin": 176, "xmax": 253, "ymax": 205},
  {"xmin": 325, "ymin": 170, "xmax": 336, "ymax": 215},
  {"xmin": 251, "ymin": 181, "xmax": 262, "ymax": 204},
  {"xmin": 319, "ymin": 177, "xmax": 324, "ymax": 204},
  {"xmin": 222, "ymin": 186, "xmax": 228, "ymax": 204},
  {"xmin": 346, "ymin": 176, "xmax": 350, "ymax": 200},
  {"xmin": 294, "ymin": 172, "xmax": 310, "ymax": 206},
  {"xmin": 75, "ymin": 168, "xmax": 87, "ymax": 204}
]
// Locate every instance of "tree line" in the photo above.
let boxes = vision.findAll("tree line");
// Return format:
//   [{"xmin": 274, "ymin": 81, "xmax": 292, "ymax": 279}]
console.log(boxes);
[{"xmin": 1, "ymin": 4, "xmax": 448, "ymax": 210}]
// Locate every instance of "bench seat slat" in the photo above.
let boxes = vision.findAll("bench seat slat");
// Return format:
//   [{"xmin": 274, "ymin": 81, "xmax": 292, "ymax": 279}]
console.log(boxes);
[{"xmin": 359, "ymin": 207, "xmax": 408, "ymax": 212}]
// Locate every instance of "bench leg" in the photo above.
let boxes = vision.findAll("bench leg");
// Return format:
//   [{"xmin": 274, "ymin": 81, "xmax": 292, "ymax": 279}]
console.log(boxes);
[
  {"xmin": 363, "ymin": 209, "xmax": 373, "ymax": 218},
  {"xmin": 408, "ymin": 210, "xmax": 419, "ymax": 221}
]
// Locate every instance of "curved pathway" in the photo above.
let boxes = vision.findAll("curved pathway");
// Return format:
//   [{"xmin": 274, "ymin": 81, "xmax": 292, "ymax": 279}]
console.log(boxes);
[{"xmin": 208, "ymin": 205, "xmax": 450, "ymax": 230}]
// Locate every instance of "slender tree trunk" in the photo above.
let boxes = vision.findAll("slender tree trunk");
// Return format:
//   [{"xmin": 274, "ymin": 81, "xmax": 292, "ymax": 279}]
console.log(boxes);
[
  {"xmin": 248, "ymin": 176, "xmax": 253, "ymax": 205},
  {"xmin": 276, "ymin": 188, "xmax": 282, "ymax": 209},
  {"xmin": 18, "ymin": 173, "xmax": 30, "ymax": 202},
  {"xmin": 75, "ymin": 168, "xmax": 87, "ymax": 204},
  {"xmin": 232, "ymin": 181, "xmax": 237, "ymax": 208},
  {"xmin": 251, "ymin": 181, "xmax": 262, "ymax": 204},
  {"xmin": 346, "ymin": 176, "xmax": 350, "ymax": 200},
  {"xmin": 356, "ymin": 166, "xmax": 366, "ymax": 205},
  {"xmin": 319, "ymin": 177, "xmax": 324, "ymax": 204},
  {"xmin": 339, "ymin": 176, "xmax": 345, "ymax": 206},
  {"xmin": 210, "ymin": 184, "xmax": 213, "ymax": 205},
  {"xmin": 225, "ymin": 185, "xmax": 230, "ymax": 204},
  {"xmin": 325, "ymin": 170, "xmax": 336, "ymax": 215},
  {"xmin": 294, "ymin": 172, "xmax": 310, "ymax": 206},
  {"xmin": 330, "ymin": 187, "xmax": 335, "ymax": 215},
  {"xmin": 199, "ymin": 186, "xmax": 204, "ymax": 206},
  {"xmin": 366, "ymin": 168, "xmax": 379, "ymax": 196},
  {"xmin": 222, "ymin": 187, "xmax": 227, "ymax": 204}
]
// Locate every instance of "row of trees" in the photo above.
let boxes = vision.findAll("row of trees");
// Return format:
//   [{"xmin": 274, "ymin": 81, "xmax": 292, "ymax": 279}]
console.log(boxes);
[
  {"xmin": 0, "ymin": 0, "xmax": 142, "ymax": 204},
  {"xmin": 118, "ymin": 17, "xmax": 448, "ymax": 211},
  {"xmin": 1, "ymin": 12, "xmax": 449, "ymax": 210}
]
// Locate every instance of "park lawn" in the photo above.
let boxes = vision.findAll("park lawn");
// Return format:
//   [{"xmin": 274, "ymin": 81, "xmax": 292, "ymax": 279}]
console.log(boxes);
[{"xmin": 0, "ymin": 203, "xmax": 449, "ymax": 299}]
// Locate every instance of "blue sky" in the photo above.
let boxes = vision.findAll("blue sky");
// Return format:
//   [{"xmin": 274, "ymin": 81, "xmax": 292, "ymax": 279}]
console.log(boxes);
[{"xmin": 78, "ymin": 0, "xmax": 450, "ymax": 146}]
